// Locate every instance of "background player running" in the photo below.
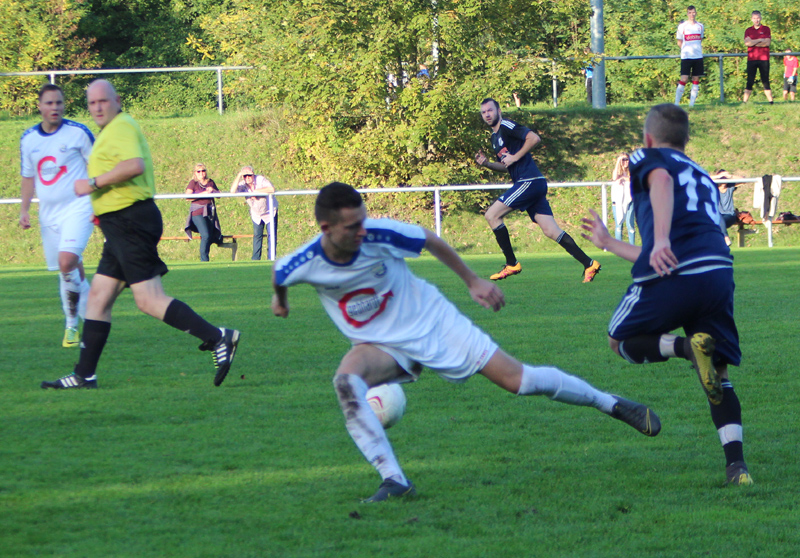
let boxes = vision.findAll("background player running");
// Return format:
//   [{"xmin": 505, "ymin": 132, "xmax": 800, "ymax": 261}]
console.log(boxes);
[
  {"xmin": 474, "ymin": 98, "xmax": 600, "ymax": 282},
  {"xmin": 272, "ymin": 181, "xmax": 659, "ymax": 503},
  {"xmin": 581, "ymin": 104, "xmax": 752, "ymax": 486},
  {"xmin": 19, "ymin": 84, "xmax": 93, "ymax": 348}
]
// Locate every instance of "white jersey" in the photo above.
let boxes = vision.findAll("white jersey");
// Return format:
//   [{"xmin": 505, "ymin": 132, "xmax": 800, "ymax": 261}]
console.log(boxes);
[
  {"xmin": 676, "ymin": 21, "xmax": 704, "ymax": 59},
  {"xmin": 275, "ymin": 219, "xmax": 449, "ymax": 344},
  {"xmin": 20, "ymin": 119, "xmax": 94, "ymax": 226}
]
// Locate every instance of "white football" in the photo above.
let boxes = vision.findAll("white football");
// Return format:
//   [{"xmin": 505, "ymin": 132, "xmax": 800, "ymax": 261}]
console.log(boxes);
[{"xmin": 366, "ymin": 383, "xmax": 407, "ymax": 429}]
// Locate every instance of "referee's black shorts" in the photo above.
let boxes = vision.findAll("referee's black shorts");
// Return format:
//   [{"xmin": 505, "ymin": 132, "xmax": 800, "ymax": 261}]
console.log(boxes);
[{"xmin": 97, "ymin": 198, "xmax": 169, "ymax": 286}]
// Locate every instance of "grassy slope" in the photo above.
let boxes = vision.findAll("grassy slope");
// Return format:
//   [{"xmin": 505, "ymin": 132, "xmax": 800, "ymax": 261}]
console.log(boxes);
[{"xmin": 1, "ymin": 101, "xmax": 798, "ymax": 265}]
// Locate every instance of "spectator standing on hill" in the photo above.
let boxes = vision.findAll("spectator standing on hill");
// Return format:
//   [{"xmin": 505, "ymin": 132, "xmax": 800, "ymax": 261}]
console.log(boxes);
[
  {"xmin": 582, "ymin": 48, "xmax": 594, "ymax": 104},
  {"xmin": 272, "ymin": 181, "xmax": 660, "ymax": 503},
  {"xmin": 675, "ymin": 6, "xmax": 705, "ymax": 107},
  {"xmin": 231, "ymin": 166, "xmax": 278, "ymax": 261},
  {"xmin": 743, "ymin": 11, "xmax": 773, "ymax": 104},
  {"xmin": 581, "ymin": 104, "xmax": 753, "ymax": 487},
  {"xmin": 473, "ymin": 98, "xmax": 601, "ymax": 283},
  {"xmin": 41, "ymin": 79, "xmax": 239, "ymax": 390},
  {"xmin": 19, "ymin": 84, "xmax": 93, "ymax": 349},
  {"xmin": 184, "ymin": 163, "xmax": 223, "ymax": 262},
  {"xmin": 783, "ymin": 49, "xmax": 798, "ymax": 101}
]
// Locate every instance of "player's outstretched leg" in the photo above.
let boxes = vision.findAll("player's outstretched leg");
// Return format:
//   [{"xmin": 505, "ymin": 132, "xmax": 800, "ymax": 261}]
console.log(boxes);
[
  {"xmin": 333, "ymin": 373, "xmax": 415, "ymax": 502},
  {"xmin": 516, "ymin": 365, "xmax": 660, "ymax": 436},
  {"xmin": 482, "ymin": 351, "xmax": 661, "ymax": 437}
]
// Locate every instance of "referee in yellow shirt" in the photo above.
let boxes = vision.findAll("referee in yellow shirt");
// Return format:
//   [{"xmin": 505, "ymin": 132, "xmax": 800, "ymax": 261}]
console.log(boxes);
[{"xmin": 42, "ymin": 79, "xmax": 240, "ymax": 389}]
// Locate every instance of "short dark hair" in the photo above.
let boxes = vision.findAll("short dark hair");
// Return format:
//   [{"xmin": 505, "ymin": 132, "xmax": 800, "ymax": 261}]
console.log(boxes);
[
  {"xmin": 315, "ymin": 182, "xmax": 363, "ymax": 223},
  {"xmin": 480, "ymin": 98, "xmax": 500, "ymax": 110},
  {"xmin": 687, "ymin": 5, "xmax": 696, "ymax": 11},
  {"xmin": 38, "ymin": 83, "xmax": 63, "ymax": 101},
  {"xmin": 645, "ymin": 104, "xmax": 690, "ymax": 149},
  {"xmin": 752, "ymin": 10, "xmax": 761, "ymax": 16}
]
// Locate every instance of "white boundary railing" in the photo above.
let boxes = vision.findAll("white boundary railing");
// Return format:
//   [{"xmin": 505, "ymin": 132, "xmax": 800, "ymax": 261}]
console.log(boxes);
[
  {"xmin": 0, "ymin": 66, "xmax": 252, "ymax": 115},
  {"xmin": 5, "ymin": 177, "xmax": 797, "ymax": 259}
]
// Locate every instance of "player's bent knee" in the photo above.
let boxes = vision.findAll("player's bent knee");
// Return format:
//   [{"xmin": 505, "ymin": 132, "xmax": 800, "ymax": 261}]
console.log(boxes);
[{"xmin": 608, "ymin": 336, "xmax": 621, "ymax": 356}]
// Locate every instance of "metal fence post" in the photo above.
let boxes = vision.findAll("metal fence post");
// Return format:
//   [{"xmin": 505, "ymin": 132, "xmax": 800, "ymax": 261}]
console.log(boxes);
[
  {"xmin": 434, "ymin": 187, "xmax": 441, "ymax": 237},
  {"xmin": 268, "ymin": 194, "xmax": 276, "ymax": 261},
  {"xmin": 718, "ymin": 55, "xmax": 725, "ymax": 102},
  {"xmin": 552, "ymin": 61, "xmax": 558, "ymax": 107},
  {"xmin": 217, "ymin": 68, "xmax": 224, "ymax": 115}
]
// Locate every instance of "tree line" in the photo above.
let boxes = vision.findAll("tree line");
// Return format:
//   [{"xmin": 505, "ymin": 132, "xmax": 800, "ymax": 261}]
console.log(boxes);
[{"xmin": 2, "ymin": 0, "xmax": 799, "ymax": 191}]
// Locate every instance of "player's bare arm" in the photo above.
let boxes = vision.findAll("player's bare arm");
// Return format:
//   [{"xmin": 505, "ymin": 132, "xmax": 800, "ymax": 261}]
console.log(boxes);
[
  {"xmin": 647, "ymin": 168, "xmax": 679, "ymax": 276},
  {"xmin": 580, "ymin": 208, "xmax": 641, "ymax": 262},
  {"xmin": 501, "ymin": 131, "xmax": 540, "ymax": 167},
  {"xmin": 75, "ymin": 157, "xmax": 145, "ymax": 196},
  {"xmin": 474, "ymin": 149, "xmax": 506, "ymax": 173},
  {"xmin": 271, "ymin": 271, "xmax": 290, "ymax": 318},
  {"xmin": 19, "ymin": 176, "xmax": 35, "ymax": 229},
  {"xmin": 423, "ymin": 229, "xmax": 505, "ymax": 312}
]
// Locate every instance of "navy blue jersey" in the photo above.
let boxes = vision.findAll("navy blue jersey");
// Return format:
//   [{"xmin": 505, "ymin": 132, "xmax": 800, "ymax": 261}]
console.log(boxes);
[
  {"xmin": 490, "ymin": 119, "xmax": 544, "ymax": 183},
  {"xmin": 629, "ymin": 147, "xmax": 731, "ymax": 282}
]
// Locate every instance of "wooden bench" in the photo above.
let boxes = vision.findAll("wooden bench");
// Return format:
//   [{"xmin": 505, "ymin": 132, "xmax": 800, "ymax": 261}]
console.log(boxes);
[
  {"xmin": 159, "ymin": 234, "xmax": 255, "ymax": 261},
  {"xmin": 735, "ymin": 218, "xmax": 800, "ymax": 247}
]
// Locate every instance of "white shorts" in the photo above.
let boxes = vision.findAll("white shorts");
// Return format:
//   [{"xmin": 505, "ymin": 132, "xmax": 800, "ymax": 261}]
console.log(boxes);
[
  {"xmin": 362, "ymin": 299, "xmax": 499, "ymax": 384},
  {"xmin": 39, "ymin": 200, "xmax": 94, "ymax": 271}
]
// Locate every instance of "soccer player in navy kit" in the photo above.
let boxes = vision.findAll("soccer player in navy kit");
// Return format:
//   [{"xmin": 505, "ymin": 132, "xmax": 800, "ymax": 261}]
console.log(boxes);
[
  {"xmin": 475, "ymin": 98, "xmax": 601, "ymax": 282},
  {"xmin": 581, "ymin": 104, "xmax": 752, "ymax": 486}
]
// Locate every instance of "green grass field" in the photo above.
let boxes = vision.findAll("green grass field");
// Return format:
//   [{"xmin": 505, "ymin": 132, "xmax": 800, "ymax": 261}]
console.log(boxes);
[{"xmin": 2, "ymin": 247, "xmax": 799, "ymax": 558}]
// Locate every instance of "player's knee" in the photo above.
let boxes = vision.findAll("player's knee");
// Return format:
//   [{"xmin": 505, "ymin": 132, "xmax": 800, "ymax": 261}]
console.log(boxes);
[
  {"xmin": 608, "ymin": 336, "xmax": 621, "ymax": 356},
  {"xmin": 57, "ymin": 252, "xmax": 79, "ymax": 273}
]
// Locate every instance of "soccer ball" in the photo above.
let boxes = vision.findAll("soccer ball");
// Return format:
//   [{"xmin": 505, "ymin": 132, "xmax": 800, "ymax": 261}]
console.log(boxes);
[{"xmin": 366, "ymin": 383, "xmax": 407, "ymax": 429}]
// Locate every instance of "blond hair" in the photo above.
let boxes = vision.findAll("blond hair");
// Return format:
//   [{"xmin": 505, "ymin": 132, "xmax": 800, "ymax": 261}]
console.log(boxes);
[{"xmin": 612, "ymin": 153, "xmax": 630, "ymax": 181}]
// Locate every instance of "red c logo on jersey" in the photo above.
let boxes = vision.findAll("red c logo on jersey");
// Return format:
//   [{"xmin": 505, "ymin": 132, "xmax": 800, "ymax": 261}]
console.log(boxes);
[
  {"xmin": 38, "ymin": 156, "xmax": 67, "ymax": 186},
  {"xmin": 338, "ymin": 288, "xmax": 394, "ymax": 328}
]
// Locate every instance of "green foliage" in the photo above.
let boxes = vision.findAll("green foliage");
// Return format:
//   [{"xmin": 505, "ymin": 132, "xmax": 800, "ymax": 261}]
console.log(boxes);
[{"xmin": 0, "ymin": 0, "xmax": 98, "ymax": 114}]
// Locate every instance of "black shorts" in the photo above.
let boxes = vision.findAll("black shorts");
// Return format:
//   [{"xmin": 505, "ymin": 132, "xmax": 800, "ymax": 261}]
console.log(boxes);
[
  {"xmin": 97, "ymin": 198, "xmax": 169, "ymax": 286},
  {"xmin": 784, "ymin": 76, "xmax": 797, "ymax": 93},
  {"xmin": 680, "ymin": 58, "xmax": 705, "ymax": 79},
  {"xmin": 746, "ymin": 60, "xmax": 771, "ymax": 90}
]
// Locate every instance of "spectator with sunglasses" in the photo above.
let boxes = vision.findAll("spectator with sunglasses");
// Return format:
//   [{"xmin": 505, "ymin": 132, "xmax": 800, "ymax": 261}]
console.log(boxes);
[
  {"xmin": 231, "ymin": 166, "xmax": 278, "ymax": 260},
  {"xmin": 185, "ymin": 163, "xmax": 223, "ymax": 261}
]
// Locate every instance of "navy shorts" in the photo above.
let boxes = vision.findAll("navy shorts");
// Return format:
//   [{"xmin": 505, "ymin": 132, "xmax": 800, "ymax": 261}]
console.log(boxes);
[
  {"xmin": 497, "ymin": 177, "xmax": 553, "ymax": 218},
  {"xmin": 97, "ymin": 199, "xmax": 169, "ymax": 286},
  {"xmin": 608, "ymin": 269, "xmax": 741, "ymax": 366}
]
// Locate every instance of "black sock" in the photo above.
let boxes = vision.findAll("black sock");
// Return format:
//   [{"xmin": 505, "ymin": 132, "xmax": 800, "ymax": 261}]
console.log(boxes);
[
  {"xmin": 674, "ymin": 336, "xmax": 689, "ymax": 360},
  {"xmin": 492, "ymin": 224, "xmax": 517, "ymax": 266},
  {"xmin": 163, "ymin": 299, "xmax": 222, "ymax": 345},
  {"xmin": 709, "ymin": 381, "xmax": 745, "ymax": 466},
  {"xmin": 556, "ymin": 231, "xmax": 592, "ymax": 268},
  {"xmin": 74, "ymin": 319, "xmax": 111, "ymax": 378},
  {"xmin": 618, "ymin": 335, "xmax": 669, "ymax": 364}
]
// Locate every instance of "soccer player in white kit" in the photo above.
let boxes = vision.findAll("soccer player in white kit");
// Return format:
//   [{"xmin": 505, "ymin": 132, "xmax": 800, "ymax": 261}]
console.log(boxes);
[
  {"xmin": 19, "ymin": 84, "xmax": 94, "ymax": 347},
  {"xmin": 675, "ymin": 6, "xmax": 705, "ymax": 107},
  {"xmin": 272, "ymin": 182, "xmax": 661, "ymax": 503}
]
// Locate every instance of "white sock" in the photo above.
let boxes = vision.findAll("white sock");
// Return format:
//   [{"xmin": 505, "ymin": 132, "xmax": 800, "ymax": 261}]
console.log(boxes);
[
  {"xmin": 517, "ymin": 365, "xmax": 615, "ymax": 413},
  {"xmin": 333, "ymin": 374, "xmax": 407, "ymax": 485},
  {"xmin": 60, "ymin": 269, "xmax": 82, "ymax": 328},
  {"xmin": 659, "ymin": 333, "xmax": 679, "ymax": 358},
  {"xmin": 675, "ymin": 83, "xmax": 685, "ymax": 105},
  {"xmin": 78, "ymin": 278, "xmax": 90, "ymax": 321},
  {"xmin": 689, "ymin": 83, "xmax": 700, "ymax": 106},
  {"xmin": 718, "ymin": 424, "xmax": 743, "ymax": 446}
]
